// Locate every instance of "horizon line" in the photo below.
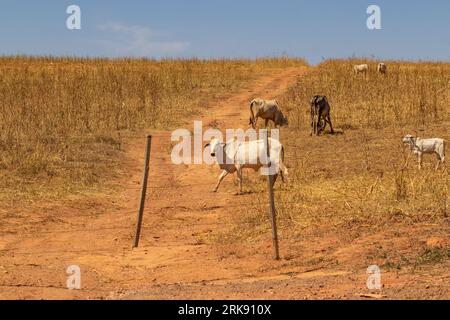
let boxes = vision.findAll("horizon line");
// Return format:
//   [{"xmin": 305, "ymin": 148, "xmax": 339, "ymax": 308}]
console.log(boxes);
[{"xmin": 1, "ymin": 54, "xmax": 450, "ymax": 65}]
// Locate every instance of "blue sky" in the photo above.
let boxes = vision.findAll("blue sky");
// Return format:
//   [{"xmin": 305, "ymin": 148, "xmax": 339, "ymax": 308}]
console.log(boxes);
[{"xmin": 0, "ymin": 0, "xmax": 449, "ymax": 64}]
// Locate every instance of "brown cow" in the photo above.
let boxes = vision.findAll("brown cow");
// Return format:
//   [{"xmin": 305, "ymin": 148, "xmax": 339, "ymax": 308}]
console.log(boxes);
[{"xmin": 249, "ymin": 98, "xmax": 289, "ymax": 129}]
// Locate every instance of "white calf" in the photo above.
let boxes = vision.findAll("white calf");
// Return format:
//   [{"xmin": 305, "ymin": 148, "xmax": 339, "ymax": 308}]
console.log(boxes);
[
  {"xmin": 354, "ymin": 64, "xmax": 369, "ymax": 75},
  {"xmin": 204, "ymin": 137, "xmax": 288, "ymax": 194},
  {"xmin": 402, "ymin": 134, "xmax": 446, "ymax": 170}
]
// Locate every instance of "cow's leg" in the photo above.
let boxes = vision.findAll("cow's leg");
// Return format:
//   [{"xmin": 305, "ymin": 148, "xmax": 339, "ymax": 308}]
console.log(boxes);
[
  {"xmin": 435, "ymin": 153, "xmax": 444, "ymax": 171},
  {"xmin": 326, "ymin": 115, "xmax": 334, "ymax": 134},
  {"xmin": 435, "ymin": 159, "xmax": 440, "ymax": 171},
  {"xmin": 279, "ymin": 162, "xmax": 288, "ymax": 183},
  {"xmin": 319, "ymin": 118, "xmax": 326, "ymax": 134},
  {"xmin": 271, "ymin": 174, "xmax": 278, "ymax": 189},
  {"xmin": 250, "ymin": 117, "xmax": 256, "ymax": 129},
  {"xmin": 310, "ymin": 112, "xmax": 314, "ymax": 136},
  {"xmin": 250, "ymin": 108, "xmax": 257, "ymax": 129},
  {"xmin": 264, "ymin": 119, "xmax": 269, "ymax": 129},
  {"xmin": 213, "ymin": 170, "xmax": 229, "ymax": 192},
  {"xmin": 418, "ymin": 153, "xmax": 422, "ymax": 170},
  {"xmin": 316, "ymin": 115, "xmax": 322, "ymax": 136},
  {"xmin": 314, "ymin": 111, "xmax": 319, "ymax": 135},
  {"xmin": 236, "ymin": 168, "xmax": 243, "ymax": 195}
]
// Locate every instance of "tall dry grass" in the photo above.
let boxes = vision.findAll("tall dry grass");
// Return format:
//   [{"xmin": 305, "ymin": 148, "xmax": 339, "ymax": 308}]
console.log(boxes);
[
  {"xmin": 280, "ymin": 59, "xmax": 450, "ymax": 130},
  {"xmin": 0, "ymin": 56, "xmax": 306, "ymax": 202}
]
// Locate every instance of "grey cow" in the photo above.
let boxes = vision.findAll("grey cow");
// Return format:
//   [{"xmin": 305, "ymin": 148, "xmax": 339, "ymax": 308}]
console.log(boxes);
[
  {"xmin": 310, "ymin": 95, "xmax": 334, "ymax": 136},
  {"xmin": 249, "ymin": 98, "xmax": 289, "ymax": 129}
]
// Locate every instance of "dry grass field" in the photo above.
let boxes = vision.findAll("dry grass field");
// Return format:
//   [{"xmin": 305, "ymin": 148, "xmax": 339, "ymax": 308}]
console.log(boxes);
[
  {"xmin": 0, "ymin": 57, "xmax": 305, "ymax": 203},
  {"xmin": 282, "ymin": 59, "xmax": 450, "ymax": 129}
]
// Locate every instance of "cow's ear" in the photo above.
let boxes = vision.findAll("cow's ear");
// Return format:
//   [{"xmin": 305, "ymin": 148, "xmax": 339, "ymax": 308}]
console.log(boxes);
[{"xmin": 204, "ymin": 143, "xmax": 210, "ymax": 149}]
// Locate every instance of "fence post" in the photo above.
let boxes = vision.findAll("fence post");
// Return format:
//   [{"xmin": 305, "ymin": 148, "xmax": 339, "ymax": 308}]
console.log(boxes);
[
  {"xmin": 133, "ymin": 135, "xmax": 152, "ymax": 248},
  {"xmin": 265, "ymin": 130, "xmax": 280, "ymax": 260}
]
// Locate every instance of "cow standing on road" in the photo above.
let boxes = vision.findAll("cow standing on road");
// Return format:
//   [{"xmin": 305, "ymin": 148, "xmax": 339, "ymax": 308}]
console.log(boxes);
[
  {"xmin": 249, "ymin": 98, "xmax": 289, "ymax": 129},
  {"xmin": 204, "ymin": 137, "xmax": 288, "ymax": 194}
]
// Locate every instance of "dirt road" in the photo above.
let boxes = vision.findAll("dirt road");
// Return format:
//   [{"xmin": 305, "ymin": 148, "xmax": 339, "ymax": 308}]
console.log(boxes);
[{"xmin": 0, "ymin": 67, "xmax": 448, "ymax": 300}]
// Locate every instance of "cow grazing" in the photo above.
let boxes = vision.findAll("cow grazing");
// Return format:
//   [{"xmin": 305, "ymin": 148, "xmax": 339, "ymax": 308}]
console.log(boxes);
[
  {"xmin": 377, "ymin": 63, "xmax": 387, "ymax": 75},
  {"xmin": 310, "ymin": 95, "xmax": 334, "ymax": 136},
  {"xmin": 204, "ymin": 137, "xmax": 288, "ymax": 194},
  {"xmin": 354, "ymin": 64, "xmax": 369, "ymax": 75},
  {"xmin": 402, "ymin": 134, "xmax": 446, "ymax": 170},
  {"xmin": 249, "ymin": 98, "xmax": 289, "ymax": 129}
]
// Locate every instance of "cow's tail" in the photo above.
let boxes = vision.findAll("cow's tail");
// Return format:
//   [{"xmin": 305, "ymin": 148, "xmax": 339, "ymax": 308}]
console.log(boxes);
[
  {"xmin": 249, "ymin": 100, "xmax": 256, "ymax": 129},
  {"xmin": 443, "ymin": 140, "xmax": 447, "ymax": 162}
]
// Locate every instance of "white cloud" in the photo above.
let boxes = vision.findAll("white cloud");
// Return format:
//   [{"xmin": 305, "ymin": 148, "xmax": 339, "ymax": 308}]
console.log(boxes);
[{"xmin": 98, "ymin": 22, "xmax": 189, "ymax": 57}]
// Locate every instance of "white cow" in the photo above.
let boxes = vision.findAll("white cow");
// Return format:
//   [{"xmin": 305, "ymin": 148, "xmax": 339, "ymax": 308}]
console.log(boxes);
[
  {"xmin": 402, "ymin": 134, "xmax": 446, "ymax": 170},
  {"xmin": 354, "ymin": 64, "xmax": 369, "ymax": 75},
  {"xmin": 204, "ymin": 137, "xmax": 288, "ymax": 194}
]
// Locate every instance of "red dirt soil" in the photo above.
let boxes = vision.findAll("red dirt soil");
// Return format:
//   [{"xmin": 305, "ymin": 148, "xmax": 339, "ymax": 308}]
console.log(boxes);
[{"xmin": 0, "ymin": 67, "xmax": 448, "ymax": 300}]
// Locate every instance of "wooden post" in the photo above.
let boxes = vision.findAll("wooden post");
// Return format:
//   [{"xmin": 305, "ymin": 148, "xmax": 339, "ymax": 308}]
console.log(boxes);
[
  {"xmin": 265, "ymin": 130, "xmax": 280, "ymax": 260},
  {"xmin": 133, "ymin": 135, "xmax": 152, "ymax": 248}
]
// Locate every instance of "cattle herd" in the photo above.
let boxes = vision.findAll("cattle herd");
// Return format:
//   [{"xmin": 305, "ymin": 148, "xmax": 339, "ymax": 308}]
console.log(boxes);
[{"xmin": 206, "ymin": 63, "xmax": 446, "ymax": 193}]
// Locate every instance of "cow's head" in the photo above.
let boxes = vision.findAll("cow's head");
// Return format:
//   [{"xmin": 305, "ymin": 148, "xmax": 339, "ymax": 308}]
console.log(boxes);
[
  {"xmin": 402, "ymin": 134, "xmax": 415, "ymax": 145},
  {"xmin": 204, "ymin": 138, "xmax": 222, "ymax": 157},
  {"xmin": 310, "ymin": 96, "xmax": 319, "ymax": 107},
  {"xmin": 281, "ymin": 114, "xmax": 289, "ymax": 127}
]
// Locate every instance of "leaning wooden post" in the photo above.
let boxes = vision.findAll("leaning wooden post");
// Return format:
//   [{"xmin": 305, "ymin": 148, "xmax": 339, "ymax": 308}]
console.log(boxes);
[
  {"xmin": 265, "ymin": 129, "xmax": 280, "ymax": 260},
  {"xmin": 133, "ymin": 135, "xmax": 152, "ymax": 248}
]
